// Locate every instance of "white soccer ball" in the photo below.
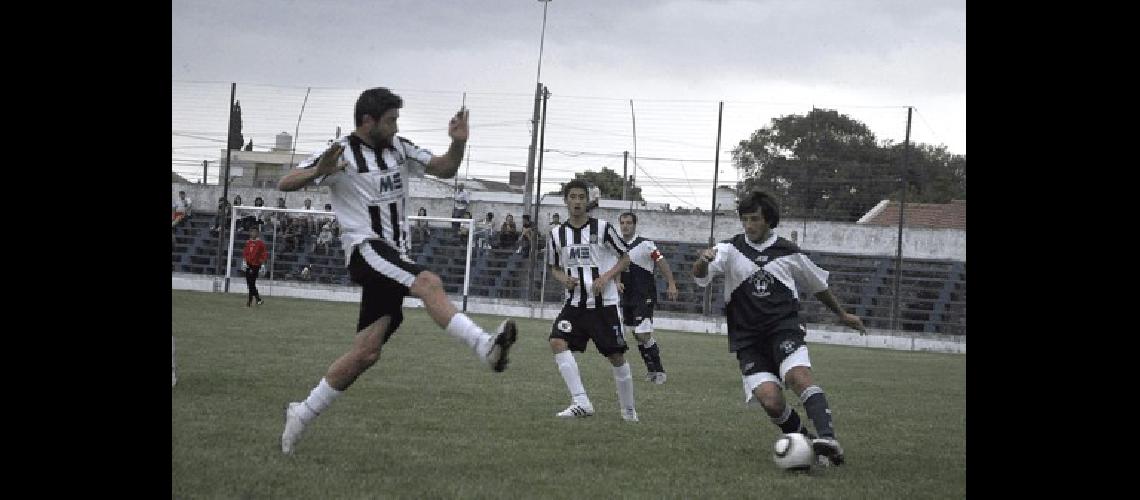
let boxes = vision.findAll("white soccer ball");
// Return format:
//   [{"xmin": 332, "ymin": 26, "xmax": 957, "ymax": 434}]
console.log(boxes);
[{"xmin": 772, "ymin": 433, "xmax": 815, "ymax": 471}]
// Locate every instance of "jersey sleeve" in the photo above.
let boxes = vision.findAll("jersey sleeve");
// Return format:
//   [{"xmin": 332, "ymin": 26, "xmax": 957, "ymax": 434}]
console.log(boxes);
[
  {"xmin": 603, "ymin": 222, "xmax": 628, "ymax": 255},
  {"xmin": 546, "ymin": 229, "xmax": 560, "ymax": 268},
  {"xmin": 398, "ymin": 136, "xmax": 432, "ymax": 178},
  {"xmin": 793, "ymin": 253, "xmax": 830, "ymax": 296}
]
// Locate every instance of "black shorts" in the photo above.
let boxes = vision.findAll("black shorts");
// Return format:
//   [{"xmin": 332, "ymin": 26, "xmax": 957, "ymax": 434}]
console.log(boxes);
[
  {"xmin": 621, "ymin": 298, "xmax": 655, "ymax": 327},
  {"xmin": 348, "ymin": 240, "xmax": 425, "ymax": 338},
  {"xmin": 549, "ymin": 304, "xmax": 628, "ymax": 357},
  {"xmin": 735, "ymin": 326, "xmax": 808, "ymax": 378}
]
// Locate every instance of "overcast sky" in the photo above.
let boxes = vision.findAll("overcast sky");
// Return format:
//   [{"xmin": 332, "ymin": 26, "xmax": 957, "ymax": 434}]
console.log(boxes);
[{"xmin": 172, "ymin": 0, "xmax": 965, "ymax": 209}]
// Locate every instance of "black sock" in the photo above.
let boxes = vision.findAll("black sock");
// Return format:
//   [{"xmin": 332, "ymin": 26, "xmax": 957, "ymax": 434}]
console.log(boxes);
[
  {"xmin": 637, "ymin": 343, "xmax": 663, "ymax": 372},
  {"xmin": 770, "ymin": 405, "xmax": 804, "ymax": 434},
  {"xmin": 801, "ymin": 386, "xmax": 835, "ymax": 438}
]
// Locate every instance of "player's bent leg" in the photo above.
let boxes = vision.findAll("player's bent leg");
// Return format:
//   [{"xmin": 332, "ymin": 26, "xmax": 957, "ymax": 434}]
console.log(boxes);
[{"xmin": 410, "ymin": 270, "xmax": 516, "ymax": 370}]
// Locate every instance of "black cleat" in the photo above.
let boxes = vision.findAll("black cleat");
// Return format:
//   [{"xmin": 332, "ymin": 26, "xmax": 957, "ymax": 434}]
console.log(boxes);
[
  {"xmin": 487, "ymin": 320, "xmax": 517, "ymax": 372},
  {"xmin": 812, "ymin": 437, "xmax": 845, "ymax": 466}
]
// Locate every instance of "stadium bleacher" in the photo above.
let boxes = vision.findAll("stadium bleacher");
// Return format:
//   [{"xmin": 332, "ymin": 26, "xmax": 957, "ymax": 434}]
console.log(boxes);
[{"xmin": 173, "ymin": 214, "xmax": 965, "ymax": 336}]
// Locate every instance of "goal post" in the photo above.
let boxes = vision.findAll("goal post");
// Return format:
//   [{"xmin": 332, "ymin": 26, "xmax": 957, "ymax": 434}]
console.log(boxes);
[{"xmin": 224, "ymin": 206, "xmax": 477, "ymax": 311}]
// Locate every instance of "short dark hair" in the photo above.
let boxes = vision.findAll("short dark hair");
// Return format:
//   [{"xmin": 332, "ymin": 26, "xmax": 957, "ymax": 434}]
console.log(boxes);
[
  {"xmin": 737, "ymin": 190, "xmax": 780, "ymax": 228},
  {"xmin": 563, "ymin": 179, "xmax": 590, "ymax": 198},
  {"xmin": 355, "ymin": 87, "xmax": 403, "ymax": 127},
  {"xmin": 619, "ymin": 212, "xmax": 638, "ymax": 225}
]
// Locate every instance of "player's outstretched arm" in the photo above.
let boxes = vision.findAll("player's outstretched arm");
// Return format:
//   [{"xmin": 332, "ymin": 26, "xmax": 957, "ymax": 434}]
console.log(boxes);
[
  {"xmin": 692, "ymin": 247, "xmax": 717, "ymax": 279},
  {"xmin": 280, "ymin": 144, "xmax": 344, "ymax": 191},
  {"xmin": 813, "ymin": 289, "xmax": 868, "ymax": 335},
  {"xmin": 658, "ymin": 258, "xmax": 679, "ymax": 301}
]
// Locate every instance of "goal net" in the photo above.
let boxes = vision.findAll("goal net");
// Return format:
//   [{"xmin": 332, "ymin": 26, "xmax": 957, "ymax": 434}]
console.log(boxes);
[{"xmin": 223, "ymin": 206, "xmax": 479, "ymax": 309}]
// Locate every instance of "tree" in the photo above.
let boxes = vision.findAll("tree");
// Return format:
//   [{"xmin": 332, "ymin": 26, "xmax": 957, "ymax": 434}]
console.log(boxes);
[
  {"xmin": 564, "ymin": 167, "xmax": 644, "ymax": 202},
  {"xmin": 732, "ymin": 108, "xmax": 965, "ymax": 221},
  {"xmin": 228, "ymin": 100, "xmax": 244, "ymax": 151}
]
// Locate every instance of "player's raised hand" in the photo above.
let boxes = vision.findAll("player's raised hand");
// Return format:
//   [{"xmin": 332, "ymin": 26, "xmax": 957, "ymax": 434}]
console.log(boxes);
[
  {"xmin": 449, "ymin": 108, "xmax": 469, "ymax": 142},
  {"xmin": 315, "ymin": 143, "xmax": 345, "ymax": 176}
]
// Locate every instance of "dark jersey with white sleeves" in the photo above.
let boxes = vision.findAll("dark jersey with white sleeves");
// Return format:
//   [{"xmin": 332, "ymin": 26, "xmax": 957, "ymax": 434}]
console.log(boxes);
[
  {"xmin": 694, "ymin": 233, "xmax": 830, "ymax": 352},
  {"xmin": 547, "ymin": 218, "xmax": 629, "ymax": 308},
  {"xmin": 297, "ymin": 134, "xmax": 432, "ymax": 261},
  {"xmin": 620, "ymin": 235, "xmax": 664, "ymax": 306}
]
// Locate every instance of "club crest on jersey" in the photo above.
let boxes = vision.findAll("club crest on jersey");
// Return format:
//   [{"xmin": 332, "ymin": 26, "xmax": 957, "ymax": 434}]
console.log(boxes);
[
  {"xmin": 747, "ymin": 270, "xmax": 774, "ymax": 298},
  {"xmin": 557, "ymin": 320, "xmax": 572, "ymax": 333},
  {"xmin": 779, "ymin": 340, "xmax": 798, "ymax": 355}
]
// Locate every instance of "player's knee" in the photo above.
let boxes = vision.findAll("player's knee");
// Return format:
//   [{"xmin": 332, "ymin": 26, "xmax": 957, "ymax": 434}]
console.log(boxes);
[
  {"xmin": 549, "ymin": 338, "xmax": 569, "ymax": 353},
  {"xmin": 784, "ymin": 366, "xmax": 813, "ymax": 393},
  {"xmin": 754, "ymin": 384, "xmax": 785, "ymax": 414},
  {"xmin": 607, "ymin": 352, "xmax": 626, "ymax": 367}
]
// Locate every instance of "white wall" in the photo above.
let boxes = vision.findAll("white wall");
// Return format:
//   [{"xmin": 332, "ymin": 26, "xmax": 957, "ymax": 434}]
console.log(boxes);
[{"xmin": 174, "ymin": 181, "xmax": 965, "ymax": 261}]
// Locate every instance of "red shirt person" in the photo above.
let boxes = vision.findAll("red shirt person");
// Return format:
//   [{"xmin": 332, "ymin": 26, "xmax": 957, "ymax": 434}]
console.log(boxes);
[{"xmin": 242, "ymin": 228, "xmax": 269, "ymax": 307}]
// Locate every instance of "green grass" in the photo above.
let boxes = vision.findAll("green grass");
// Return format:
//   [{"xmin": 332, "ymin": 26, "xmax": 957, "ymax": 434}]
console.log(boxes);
[{"xmin": 172, "ymin": 289, "xmax": 966, "ymax": 499}]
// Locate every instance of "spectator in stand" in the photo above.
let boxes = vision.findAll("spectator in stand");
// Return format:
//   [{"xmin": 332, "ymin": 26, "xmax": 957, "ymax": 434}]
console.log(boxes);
[
  {"xmin": 411, "ymin": 207, "xmax": 431, "ymax": 244},
  {"xmin": 550, "ymin": 212, "xmax": 561, "ymax": 228},
  {"xmin": 452, "ymin": 183, "xmax": 470, "ymax": 231},
  {"xmin": 315, "ymin": 221, "xmax": 334, "ymax": 255},
  {"xmin": 499, "ymin": 214, "xmax": 519, "ymax": 248},
  {"xmin": 172, "ymin": 191, "xmax": 193, "ymax": 231},
  {"xmin": 457, "ymin": 210, "xmax": 473, "ymax": 241},
  {"xmin": 516, "ymin": 224, "xmax": 535, "ymax": 257},
  {"xmin": 242, "ymin": 226, "xmax": 269, "ymax": 307},
  {"xmin": 211, "ymin": 196, "xmax": 232, "ymax": 236},
  {"xmin": 475, "ymin": 212, "xmax": 495, "ymax": 250},
  {"xmin": 274, "ymin": 197, "xmax": 289, "ymax": 230}
]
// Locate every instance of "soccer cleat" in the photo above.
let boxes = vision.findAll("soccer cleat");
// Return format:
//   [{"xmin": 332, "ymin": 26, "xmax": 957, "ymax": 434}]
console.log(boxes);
[
  {"xmin": 486, "ymin": 320, "xmax": 518, "ymax": 372},
  {"xmin": 646, "ymin": 372, "xmax": 667, "ymax": 385},
  {"xmin": 556, "ymin": 403, "xmax": 595, "ymax": 418},
  {"xmin": 812, "ymin": 437, "xmax": 845, "ymax": 466},
  {"xmin": 621, "ymin": 408, "xmax": 639, "ymax": 422},
  {"xmin": 256, "ymin": 299, "xmax": 264, "ymax": 306},
  {"xmin": 281, "ymin": 402, "xmax": 307, "ymax": 455}
]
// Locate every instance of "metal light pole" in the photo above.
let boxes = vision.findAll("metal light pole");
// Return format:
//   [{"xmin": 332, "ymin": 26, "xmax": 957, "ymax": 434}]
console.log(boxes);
[{"xmin": 523, "ymin": 0, "xmax": 552, "ymax": 223}]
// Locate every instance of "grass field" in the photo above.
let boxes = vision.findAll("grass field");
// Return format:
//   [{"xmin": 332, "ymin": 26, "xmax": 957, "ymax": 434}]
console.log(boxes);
[{"xmin": 172, "ymin": 290, "xmax": 966, "ymax": 499}]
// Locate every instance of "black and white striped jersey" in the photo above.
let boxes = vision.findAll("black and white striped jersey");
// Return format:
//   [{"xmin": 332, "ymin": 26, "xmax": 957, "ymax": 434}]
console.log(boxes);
[
  {"xmin": 694, "ymin": 232, "xmax": 830, "ymax": 351},
  {"xmin": 299, "ymin": 134, "xmax": 432, "ymax": 260},
  {"xmin": 546, "ymin": 218, "xmax": 629, "ymax": 308},
  {"xmin": 620, "ymin": 235, "xmax": 663, "ymax": 306}
]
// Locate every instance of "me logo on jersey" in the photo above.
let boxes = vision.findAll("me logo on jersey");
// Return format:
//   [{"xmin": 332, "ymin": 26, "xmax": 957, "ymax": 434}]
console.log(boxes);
[
  {"xmin": 373, "ymin": 171, "xmax": 403, "ymax": 193},
  {"xmin": 566, "ymin": 245, "xmax": 595, "ymax": 266}
]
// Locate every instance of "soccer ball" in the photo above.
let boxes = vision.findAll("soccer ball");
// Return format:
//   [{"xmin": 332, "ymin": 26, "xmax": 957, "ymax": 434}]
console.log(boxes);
[{"xmin": 772, "ymin": 433, "xmax": 815, "ymax": 471}]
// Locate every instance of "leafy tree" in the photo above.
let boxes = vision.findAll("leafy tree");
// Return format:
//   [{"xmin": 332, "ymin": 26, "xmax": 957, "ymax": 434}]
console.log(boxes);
[
  {"xmin": 732, "ymin": 108, "xmax": 964, "ymax": 221},
  {"xmin": 563, "ymin": 167, "xmax": 644, "ymax": 202}
]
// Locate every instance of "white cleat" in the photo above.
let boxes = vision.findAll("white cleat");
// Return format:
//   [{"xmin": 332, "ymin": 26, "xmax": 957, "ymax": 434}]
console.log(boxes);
[
  {"xmin": 486, "ymin": 320, "xmax": 518, "ymax": 372},
  {"xmin": 281, "ymin": 402, "xmax": 307, "ymax": 455},
  {"xmin": 646, "ymin": 372, "xmax": 667, "ymax": 385},
  {"xmin": 556, "ymin": 403, "xmax": 595, "ymax": 418},
  {"xmin": 621, "ymin": 408, "xmax": 640, "ymax": 422}
]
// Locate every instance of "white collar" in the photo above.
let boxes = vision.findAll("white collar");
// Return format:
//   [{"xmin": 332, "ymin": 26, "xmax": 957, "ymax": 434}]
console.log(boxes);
[{"xmin": 743, "ymin": 232, "xmax": 777, "ymax": 253}]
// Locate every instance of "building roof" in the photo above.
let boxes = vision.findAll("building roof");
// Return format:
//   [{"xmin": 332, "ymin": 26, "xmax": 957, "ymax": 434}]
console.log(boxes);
[{"xmin": 861, "ymin": 200, "xmax": 966, "ymax": 230}]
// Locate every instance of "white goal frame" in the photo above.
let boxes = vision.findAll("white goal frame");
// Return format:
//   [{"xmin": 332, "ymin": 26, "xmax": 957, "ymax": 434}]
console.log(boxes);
[{"xmin": 224, "ymin": 206, "xmax": 478, "ymax": 311}]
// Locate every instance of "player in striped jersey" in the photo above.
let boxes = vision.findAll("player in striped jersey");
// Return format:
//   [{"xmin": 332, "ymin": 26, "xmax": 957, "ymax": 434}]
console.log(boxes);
[
  {"xmin": 617, "ymin": 212, "xmax": 679, "ymax": 384},
  {"xmin": 275, "ymin": 87, "xmax": 518, "ymax": 455},
  {"xmin": 693, "ymin": 190, "xmax": 866, "ymax": 466},
  {"xmin": 545, "ymin": 180, "xmax": 639, "ymax": 422}
]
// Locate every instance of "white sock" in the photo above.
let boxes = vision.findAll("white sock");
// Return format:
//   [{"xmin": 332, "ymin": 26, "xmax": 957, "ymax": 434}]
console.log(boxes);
[
  {"xmin": 555, "ymin": 351, "xmax": 590, "ymax": 407},
  {"xmin": 446, "ymin": 313, "xmax": 490, "ymax": 357},
  {"xmin": 613, "ymin": 362, "xmax": 635, "ymax": 411},
  {"xmin": 298, "ymin": 378, "xmax": 342, "ymax": 423}
]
